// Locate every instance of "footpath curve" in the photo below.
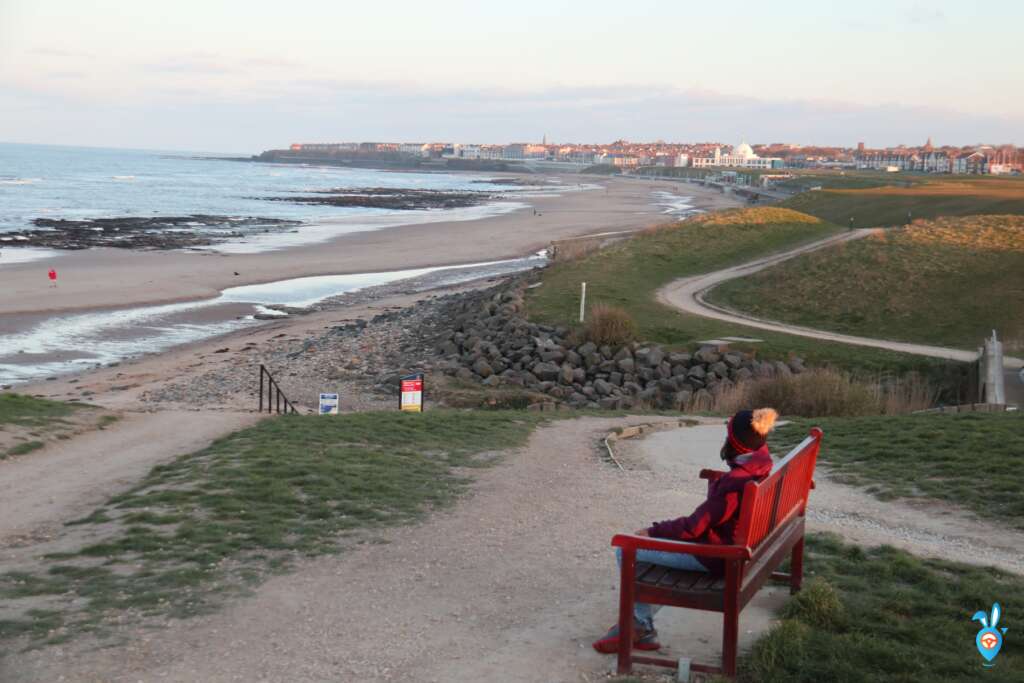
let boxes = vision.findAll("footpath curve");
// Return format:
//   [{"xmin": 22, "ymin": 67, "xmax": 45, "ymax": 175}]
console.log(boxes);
[{"xmin": 657, "ymin": 229, "xmax": 1024, "ymax": 369}]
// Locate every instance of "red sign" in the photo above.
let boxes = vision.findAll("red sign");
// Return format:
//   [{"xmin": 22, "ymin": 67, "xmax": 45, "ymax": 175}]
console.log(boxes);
[{"xmin": 400, "ymin": 374, "xmax": 424, "ymax": 412}]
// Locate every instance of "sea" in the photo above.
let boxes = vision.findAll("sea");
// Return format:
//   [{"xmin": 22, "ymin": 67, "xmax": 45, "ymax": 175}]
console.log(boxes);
[
  {"xmin": 0, "ymin": 142, "xmax": 538, "ymax": 256},
  {"xmin": 0, "ymin": 143, "xmax": 564, "ymax": 386}
]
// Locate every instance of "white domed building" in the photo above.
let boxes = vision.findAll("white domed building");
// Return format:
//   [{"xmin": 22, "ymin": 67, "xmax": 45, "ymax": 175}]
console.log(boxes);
[{"xmin": 692, "ymin": 141, "xmax": 782, "ymax": 169}]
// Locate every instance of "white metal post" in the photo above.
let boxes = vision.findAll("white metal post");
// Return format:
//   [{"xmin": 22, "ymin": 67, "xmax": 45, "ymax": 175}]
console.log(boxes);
[{"xmin": 579, "ymin": 282, "xmax": 587, "ymax": 323}]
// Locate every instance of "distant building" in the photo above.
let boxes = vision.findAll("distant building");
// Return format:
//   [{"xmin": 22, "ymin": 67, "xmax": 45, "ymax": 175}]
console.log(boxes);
[{"xmin": 691, "ymin": 142, "xmax": 783, "ymax": 169}]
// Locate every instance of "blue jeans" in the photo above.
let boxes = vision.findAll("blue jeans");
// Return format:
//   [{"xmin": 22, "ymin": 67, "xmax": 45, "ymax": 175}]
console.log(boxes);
[{"xmin": 616, "ymin": 548, "xmax": 707, "ymax": 630}]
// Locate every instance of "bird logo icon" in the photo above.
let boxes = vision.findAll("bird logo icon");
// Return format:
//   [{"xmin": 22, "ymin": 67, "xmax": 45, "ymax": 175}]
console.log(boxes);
[{"xmin": 972, "ymin": 603, "xmax": 1007, "ymax": 666}]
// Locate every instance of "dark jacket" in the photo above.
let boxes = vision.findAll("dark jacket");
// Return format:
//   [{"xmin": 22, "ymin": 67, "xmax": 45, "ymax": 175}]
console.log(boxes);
[{"xmin": 646, "ymin": 445, "xmax": 773, "ymax": 574}]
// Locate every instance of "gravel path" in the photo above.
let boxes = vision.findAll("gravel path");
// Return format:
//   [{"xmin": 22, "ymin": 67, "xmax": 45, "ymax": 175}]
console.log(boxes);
[
  {"xmin": 2, "ymin": 416, "xmax": 790, "ymax": 683},
  {"xmin": 656, "ymin": 229, "xmax": 1024, "ymax": 369},
  {"xmin": 5, "ymin": 416, "xmax": 1022, "ymax": 682}
]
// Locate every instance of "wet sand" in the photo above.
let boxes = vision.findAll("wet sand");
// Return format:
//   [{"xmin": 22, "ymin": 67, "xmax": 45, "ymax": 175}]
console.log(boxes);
[{"xmin": 0, "ymin": 176, "xmax": 740, "ymax": 316}]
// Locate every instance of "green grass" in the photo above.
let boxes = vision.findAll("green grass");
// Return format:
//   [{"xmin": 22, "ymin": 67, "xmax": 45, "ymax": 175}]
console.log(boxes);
[
  {"xmin": 527, "ymin": 207, "xmax": 968, "ymax": 379},
  {"xmin": 739, "ymin": 533, "xmax": 1024, "ymax": 682},
  {"xmin": 0, "ymin": 393, "xmax": 79, "ymax": 428},
  {"xmin": 709, "ymin": 216, "xmax": 1024, "ymax": 351},
  {"xmin": 0, "ymin": 410, "xmax": 547, "ymax": 649},
  {"xmin": 6, "ymin": 440, "xmax": 44, "ymax": 457},
  {"xmin": 783, "ymin": 179, "xmax": 1024, "ymax": 227},
  {"xmin": 772, "ymin": 412, "xmax": 1024, "ymax": 526}
]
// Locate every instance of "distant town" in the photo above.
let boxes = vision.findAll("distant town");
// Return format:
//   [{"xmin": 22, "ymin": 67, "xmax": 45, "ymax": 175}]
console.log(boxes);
[{"xmin": 271, "ymin": 138, "xmax": 1023, "ymax": 175}]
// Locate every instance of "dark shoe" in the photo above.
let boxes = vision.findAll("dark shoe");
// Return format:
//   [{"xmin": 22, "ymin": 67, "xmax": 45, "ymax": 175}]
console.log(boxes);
[{"xmin": 592, "ymin": 622, "xmax": 660, "ymax": 654}]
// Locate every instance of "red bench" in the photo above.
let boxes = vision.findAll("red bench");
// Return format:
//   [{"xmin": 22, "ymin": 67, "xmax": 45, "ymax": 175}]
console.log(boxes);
[{"xmin": 610, "ymin": 426, "xmax": 822, "ymax": 679}]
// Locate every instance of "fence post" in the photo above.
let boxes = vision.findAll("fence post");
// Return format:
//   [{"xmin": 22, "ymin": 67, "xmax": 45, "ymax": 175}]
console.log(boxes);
[
  {"xmin": 259, "ymin": 366, "xmax": 264, "ymax": 412},
  {"xmin": 983, "ymin": 330, "xmax": 1006, "ymax": 405},
  {"xmin": 579, "ymin": 282, "xmax": 587, "ymax": 323}
]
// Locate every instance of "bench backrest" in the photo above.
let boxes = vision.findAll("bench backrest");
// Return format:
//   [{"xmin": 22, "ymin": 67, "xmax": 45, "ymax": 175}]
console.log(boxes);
[{"xmin": 732, "ymin": 427, "xmax": 822, "ymax": 552}]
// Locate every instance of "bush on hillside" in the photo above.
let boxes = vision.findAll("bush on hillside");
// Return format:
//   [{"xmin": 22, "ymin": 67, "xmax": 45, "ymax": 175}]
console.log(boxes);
[{"xmin": 583, "ymin": 304, "xmax": 637, "ymax": 347}]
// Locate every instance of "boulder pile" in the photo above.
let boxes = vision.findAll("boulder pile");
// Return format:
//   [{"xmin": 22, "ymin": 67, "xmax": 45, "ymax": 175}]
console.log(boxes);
[{"xmin": 433, "ymin": 284, "xmax": 806, "ymax": 410}]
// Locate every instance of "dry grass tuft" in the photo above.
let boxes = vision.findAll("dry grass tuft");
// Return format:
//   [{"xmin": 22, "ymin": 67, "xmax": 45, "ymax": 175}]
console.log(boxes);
[
  {"xmin": 583, "ymin": 304, "xmax": 637, "ymax": 347},
  {"xmin": 688, "ymin": 368, "xmax": 938, "ymax": 417}
]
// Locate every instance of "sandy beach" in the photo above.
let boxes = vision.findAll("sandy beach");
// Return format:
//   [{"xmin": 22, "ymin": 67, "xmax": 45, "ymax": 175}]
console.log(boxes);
[{"xmin": 0, "ymin": 176, "xmax": 739, "ymax": 316}]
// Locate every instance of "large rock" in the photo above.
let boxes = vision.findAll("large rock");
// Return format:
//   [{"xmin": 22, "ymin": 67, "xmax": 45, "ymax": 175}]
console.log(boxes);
[
  {"xmin": 473, "ymin": 358, "xmax": 494, "ymax": 378},
  {"xmin": 594, "ymin": 378, "xmax": 613, "ymax": 396},
  {"xmin": 774, "ymin": 361, "xmax": 793, "ymax": 377},
  {"xmin": 668, "ymin": 352, "xmax": 692, "ymax": 366},
  {"xmin": 694, "ymin": 347, "xmax": 721, "ymax": 364},
  {"xmin": 687, "ymin": 365, "xmax": 707, "ymax": 380},
  {"xmin": 613, "ymin": 346, "xmax": 633, "ymax": 362},
  {"xmin": 559, "ymin": 363, "xmax": 575, "ymax": 385},
  {"xmin": 532, "ymin": 361, "xmax": 560, "ymax": 382},
  {"xmin": 609, "ymin": 371, "xmax": 623, "ymax": 387},
  {"xmin": 635, "ymin": 347, "xmax": 664, "ymax": 367},
  {"xmin": 617, "ymin": 358, "xmax": 636, "ymax": 374},
  {"xmin": 710, "ymin": 361, "xmax": 729, "ymax": 378},
  {"xmin": 577, "ymin": 341, "xmax": 598, "ymax": 358}
]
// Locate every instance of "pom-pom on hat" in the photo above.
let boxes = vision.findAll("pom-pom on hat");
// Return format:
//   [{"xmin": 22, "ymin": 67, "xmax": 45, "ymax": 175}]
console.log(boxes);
[{"xmin": 726, "ymin": 408, "xmax": 778, "ymax": 454}]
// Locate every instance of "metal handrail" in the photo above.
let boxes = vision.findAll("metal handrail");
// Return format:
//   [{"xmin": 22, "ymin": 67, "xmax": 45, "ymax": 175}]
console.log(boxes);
[{"xmin": 258, "ymin": 364, "xmax": 299, "ymax": 414}]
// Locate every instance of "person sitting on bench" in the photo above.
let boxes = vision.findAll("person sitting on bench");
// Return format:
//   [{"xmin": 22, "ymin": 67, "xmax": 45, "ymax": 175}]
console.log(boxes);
[{"xmin": 592, "ymin": 407, "xmax": 779, "ymax": 654}]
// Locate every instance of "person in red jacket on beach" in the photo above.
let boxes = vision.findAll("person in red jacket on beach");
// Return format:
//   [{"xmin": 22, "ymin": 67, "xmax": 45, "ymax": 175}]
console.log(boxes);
[{"xmin": 593, "ymin": 407, "xmax": 779, "ymax": 654}]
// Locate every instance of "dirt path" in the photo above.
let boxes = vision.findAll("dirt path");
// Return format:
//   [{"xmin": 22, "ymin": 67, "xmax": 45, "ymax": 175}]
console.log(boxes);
[
  {"xmin": 656, "ymin": 230, "xmax": 1024, "ymax": 369},
  {"xmin": 3, "ymin": 416, "xmax": 789, "ymax": 683},
  {"xmin": 617, "ymin": 423, "xmax": 1024, "ymax": 574},
  {"xmin": 0, "ymin": 410, "xmax": 262, "ymax": 547},
  {"xmin": 5, "ymin": 416, "xmax": 1022, "ymax": 682}
]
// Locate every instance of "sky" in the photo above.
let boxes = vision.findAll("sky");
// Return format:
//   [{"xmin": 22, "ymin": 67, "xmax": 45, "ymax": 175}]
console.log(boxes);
[{"xmin": 1, "ymin": 0, "xmax": 1022, "ymax": 153}]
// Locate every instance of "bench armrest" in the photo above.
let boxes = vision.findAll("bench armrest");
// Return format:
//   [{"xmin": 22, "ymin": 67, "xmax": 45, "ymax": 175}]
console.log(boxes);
[
  {"xmin": 699, "ymin": 469, "xmax": 726, "ymax": 481},
  {"xmin": 612, "ymin": 533, "xmax": 751, "ymax": 560}
]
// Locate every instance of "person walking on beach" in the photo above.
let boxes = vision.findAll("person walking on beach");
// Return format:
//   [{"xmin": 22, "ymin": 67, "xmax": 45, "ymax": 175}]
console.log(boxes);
[
  {"xmin": 48, "ymin": 268, "xmax": 58, "ymax": 288},
  {"xmin": 592, "ymin": 408, "xmax": 779, "ymax": 654}
]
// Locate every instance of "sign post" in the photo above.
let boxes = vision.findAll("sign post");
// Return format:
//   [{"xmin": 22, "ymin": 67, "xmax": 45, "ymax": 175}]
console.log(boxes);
[
  {"xmin": 319, "ymin": 392, "xmax": 339, "ymax": 415},
  {"xmin": 400, "ymin": 373, "xmax": 424, "ymax": 412}
]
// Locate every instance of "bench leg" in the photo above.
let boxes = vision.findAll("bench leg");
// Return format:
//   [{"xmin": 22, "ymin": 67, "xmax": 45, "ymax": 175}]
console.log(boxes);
[
  {"xmin": 722, "ymin": 561, "xmax": 739, "ymax": 677},
  {"xmin": 790, "ymin": 537, "xmax": 805, "ymax": 595},
  {"xmin": 616, "ymin": 548, "xmax": 637, "ymax": 675}
]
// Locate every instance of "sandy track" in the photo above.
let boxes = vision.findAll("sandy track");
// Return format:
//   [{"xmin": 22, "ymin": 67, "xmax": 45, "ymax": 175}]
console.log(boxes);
[
  {"xmin": 657, "ymin": 229, "xmax": 1024, "ymax": 368},
  {"xmin": 0, "ymin": 410, "xmax": 262, "ymax": 546}
]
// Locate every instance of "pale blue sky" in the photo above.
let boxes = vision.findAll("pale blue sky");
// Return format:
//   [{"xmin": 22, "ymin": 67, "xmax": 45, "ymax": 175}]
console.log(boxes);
[{"xmin": 1, "ymin": 0, "xmax": 1021, "ymax": 152}]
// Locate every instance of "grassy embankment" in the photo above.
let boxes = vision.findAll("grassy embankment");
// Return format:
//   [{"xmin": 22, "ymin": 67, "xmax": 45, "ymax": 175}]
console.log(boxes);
[
  {"xmin": 709, "ymin": 216, "xmax": 1024, "ymax": 352},
  {"xmin": 773, "ymin": 412, "xmax": 1024, "ymax": 526},
  {"xmin": 0, "ymin": 394, "xmax": 116, "ymax": 458},
  {"xmin": 0, "ymin": 411, "xmax": 545, "ymax": 649},
  {"xmin": 526, "ymin": 206, "xmax": 961, "ymax": 377},
  {"xmin": 783, "ymin": 178, "xmax": 1024, "ymax": 227}
]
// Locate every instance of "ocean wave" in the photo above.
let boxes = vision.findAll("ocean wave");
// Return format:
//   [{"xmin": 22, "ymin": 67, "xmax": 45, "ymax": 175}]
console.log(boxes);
[{"xmin": 0, "ymin": 177, "xmax": 43, "ymax": 185}]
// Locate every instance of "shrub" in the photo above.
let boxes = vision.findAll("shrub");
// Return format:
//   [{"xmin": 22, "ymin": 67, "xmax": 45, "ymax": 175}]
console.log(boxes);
[{"xmin": 583, "ymin": 304, "xmax": 637, "ymax": 347}]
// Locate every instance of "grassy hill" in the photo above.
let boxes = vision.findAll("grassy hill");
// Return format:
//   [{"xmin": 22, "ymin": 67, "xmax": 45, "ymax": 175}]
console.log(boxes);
[
  {"xmin": 708, "ymin": 215, "xmax": 1024, "ymax": 351},
  {"xmin": 783, "ymin": 179, "xmax": 1024, "ymax": 227},
  {"xmin": 526, "ymin": 207, "xmax": 963, "ymax": 376}
]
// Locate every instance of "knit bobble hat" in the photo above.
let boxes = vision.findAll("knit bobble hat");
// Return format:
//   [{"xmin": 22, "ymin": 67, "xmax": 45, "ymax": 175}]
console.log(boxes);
[{"xmin": 726, "ymin": 408, "xmax": 779, "ymax": 454}]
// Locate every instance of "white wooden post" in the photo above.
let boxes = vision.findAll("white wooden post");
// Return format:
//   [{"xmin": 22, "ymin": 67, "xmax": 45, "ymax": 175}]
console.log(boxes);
[{"xmin": 579, "ymin": 282, "xmax": 587, "ymax": 323}]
